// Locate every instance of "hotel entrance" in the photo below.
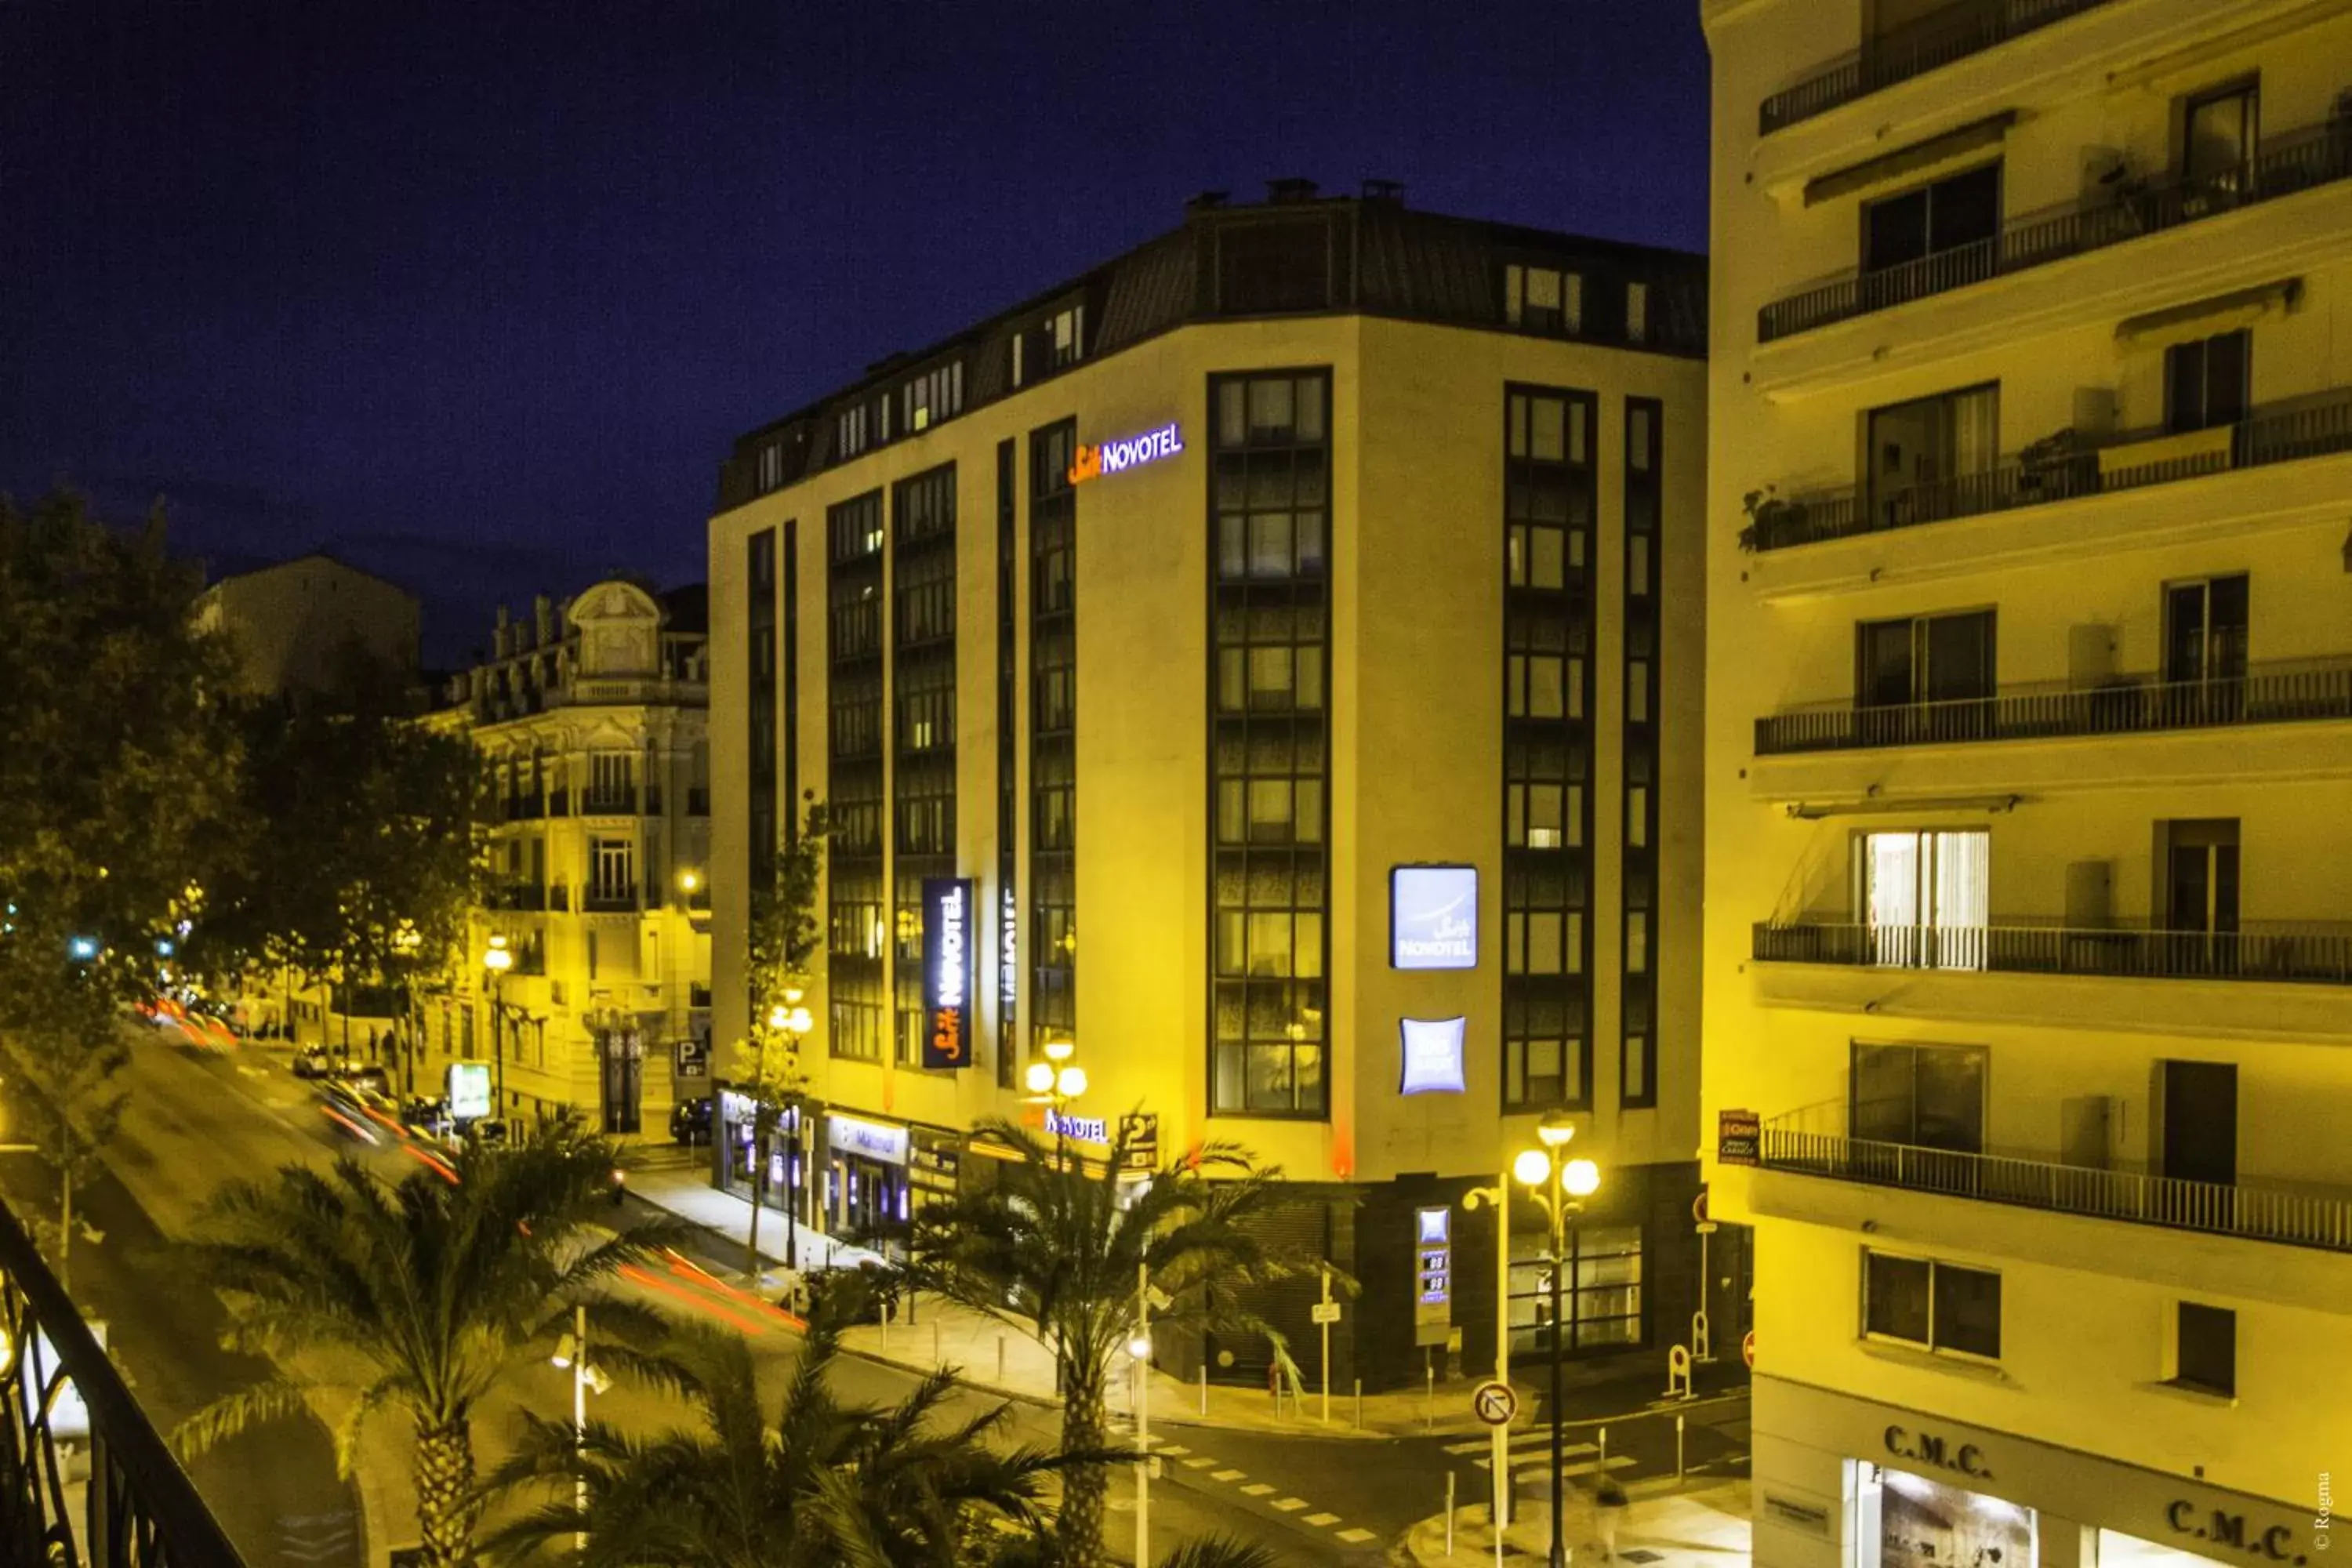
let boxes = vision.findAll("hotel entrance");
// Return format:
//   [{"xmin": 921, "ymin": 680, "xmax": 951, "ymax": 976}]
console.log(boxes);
[{"xmin": 822, "ymin": 1112, "xmax": 913, "ymax": 1239}]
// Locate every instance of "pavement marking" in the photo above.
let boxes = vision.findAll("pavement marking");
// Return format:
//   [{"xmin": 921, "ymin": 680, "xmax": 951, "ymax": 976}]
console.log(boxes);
[
  {"xmin": 1241, "ymin": 1483, "xmax": 1276, "ymax": 1496},
  {"xmin": 1181, "ymin": 1456, "xmax": 1217, "ymax": 1469},
  {"xmin": 1272, "ymin": 1497, "xmax": 1308, "ymax": 1512},
  {"xmin": 1442, "ymin": 1439, "xmax": 1494, "ymax": 1454},
  {"xmin": 1156, "ymin": 1444, "xmax": 1189, "ymax": 1456},
  {"xmin": 1304, "ymin": 1512, "xmax": 1341, "ymax": 1527},
  {"xmin": 1211, "ymin": 1468, "xmax": 1246, "ymax": 1482},
  {"xmin": 1337, "ymin": 1528, "xmax": 1377, "ymax": 1544}
]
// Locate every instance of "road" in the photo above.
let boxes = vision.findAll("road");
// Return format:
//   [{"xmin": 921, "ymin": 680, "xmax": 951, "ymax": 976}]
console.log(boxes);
[{"xmin": 60, "ymin": 1031, "xmax": 1747, "ymax": 1565}]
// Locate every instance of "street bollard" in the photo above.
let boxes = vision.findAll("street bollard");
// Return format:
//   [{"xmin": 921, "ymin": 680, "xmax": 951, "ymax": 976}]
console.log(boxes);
[
  {"xmin": 1425, "ymin": 1359, "xmax": 1436, "ymax": 1432},
  {"xmin": 1445, "ymin": 1470, "xmax": 1457, "ymax": 1559},
  {"xmin": 1599, "ymin": 1425, "xmax": 1608, "ymax": 1468},
  {"xmin": 880, "ymin": 1312, "xmax": 889, "ymax": 1355},
  {"xmin": 1677, "ymin": 1413, "xmax": 1686, "ymax": 1482},
  {"xmin": 1354, "ymin": 1377, "xmax": 1363, "ymax": 1431},
  {"xmin": 1200, "ymin": 1366, "xmax": 1208, "ymax": 1417}
]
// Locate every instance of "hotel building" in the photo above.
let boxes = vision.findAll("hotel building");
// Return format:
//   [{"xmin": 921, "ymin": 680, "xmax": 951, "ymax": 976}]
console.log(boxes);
[
  {"xmin": 706, "ymin": 183, "xmax": 1715, "ymax": 1388},
  {"xmin": 417, "ymin": 580, "xmax": 713, "ymax": 1135},
  {"xmin": 1701, "ymin": 1, "xmax": 2352, "ymax": 1563}
]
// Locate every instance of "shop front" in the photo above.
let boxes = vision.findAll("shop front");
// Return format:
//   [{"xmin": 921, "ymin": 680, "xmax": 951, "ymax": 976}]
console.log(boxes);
[
  {"xmin": 1753, "ymin": 1377, "xmax": 2316, "ymax": 1568},
  {"xmin": 822, "ymin": 1112, "xmax": 913, "ymax": 1240}
]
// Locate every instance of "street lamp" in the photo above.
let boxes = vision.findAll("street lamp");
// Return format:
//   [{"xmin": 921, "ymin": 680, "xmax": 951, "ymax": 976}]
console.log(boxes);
[
  {"xmin": 677, "ymin": 868, "xmax": 702, "ymax": 906},
  {"xmin": 483, "ymin": 935, "xmax": 514, "ymax": 1116},
  {"xmin": 765, "ymin": 981, "xmax": 814, "ymax": 1268},
  {"xmin": 1514, "ymin": 1110, "xmax": 1602, "ymax": 1568},
  {"xmin": 1023, "ymin": 1038, "xmax": 1087, "ymax": 1163},
  {"xmin": 550, "ymin": 1303, "xmax": 611, "ymax": 1552}
]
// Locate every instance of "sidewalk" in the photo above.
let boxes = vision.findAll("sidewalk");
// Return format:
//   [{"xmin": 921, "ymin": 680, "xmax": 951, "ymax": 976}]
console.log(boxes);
[
  {"xmin": 1403, "ymin": 1476, "xmax": 1752, "ymax": 1568},
  {"xmin": 628, "ymin": 1167, "xmax": 1750, "ymax": 1441}
]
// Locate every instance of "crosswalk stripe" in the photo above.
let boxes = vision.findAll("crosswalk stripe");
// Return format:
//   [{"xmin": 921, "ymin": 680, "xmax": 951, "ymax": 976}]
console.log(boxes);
[
  {"xmin": 1241, "ymin": 1483, "xmax": 1275, "ymax": 1497},
  {"xmin": 1181, "ymin": 1457, "xmax": 1216, "ymax": 1469},
  {"xmin": 1272, "ymin": 1497, "xmax": 1308, "ymax": 1512},
  {"xmin": 1304, "ymin": 1512, "xmax": 1341, "ymax": 1527},
  {"xmin": 1472, "ymin": 1451, "xmax": 1633, "ymax": 1476},
  {"xmin": 1211, "ymin": 1468, "xmax": 1245, "ymax": 1482},
  {"xmin": 1156, "ymin": 1444, "xmax": 1189, "ymax": 1457},
  {"xmin": 1337, "ymin": 1528, "xmax": 1377, "ymax": 1544}
]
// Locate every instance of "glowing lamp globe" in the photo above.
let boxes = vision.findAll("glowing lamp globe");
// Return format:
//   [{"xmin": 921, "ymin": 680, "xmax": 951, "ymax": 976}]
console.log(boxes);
[
  {"xmin": 1563, "ymin": 1158, "xmax": 1602, "ymax": 1198},
  {"xmin": 1512, "ymin": 1149, "xmax": 1553, "ymax": 1188}
]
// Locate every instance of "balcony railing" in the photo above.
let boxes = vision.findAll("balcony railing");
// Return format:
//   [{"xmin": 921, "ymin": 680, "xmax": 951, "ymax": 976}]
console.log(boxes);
[
  {"xmin": 1757, "ymin": 662, "xmax": 2352, "ymax": 754},
  {"xmin": 1755, "ymin": 919, "xmax": 2352, "ymax": 985},
  {"xmin": 1747, "ymin": 387, "xmax": 2352, "ymax": 550},
  {"xmin": 493, "ymin": 882, "xmax": 550, "ymax": 913},
  {"xmin": 1759, "ymin": 118, "xmax": 2352, "ymax": 341},
  {"xmin": 582, "ymin": 885, "xmax": 639, "ymax": 913},
  {"xmin": 579, "ymin": 789, "xmax": 637, "ymax": 816},
  {"xmin": 1762, "ymin": 1123, "xmax": 2352, "ymax": 1254},
  {"xmin": 1759, "ymin": 0, "xmax": 2110, "ymax": 135},
  {"xmin": 0, "ymin": 1197, "xmax": 246, "ymax": 1565},
  {"xmin": 546, "ymin": 789, "xmax": 571, "ymax": 818}
]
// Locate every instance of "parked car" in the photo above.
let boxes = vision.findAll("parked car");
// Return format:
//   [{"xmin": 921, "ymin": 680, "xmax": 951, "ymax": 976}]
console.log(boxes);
[
  {"xmin": 292, "ymin": 1045, "xmax": 332, "ymax": 1080},
  {"xmin": 465, "ymin": 1118, "xmax": 510, "ymax": 1149},
  {"xmin": 670, "ymin": 1095, "xmax": 713, "ymax": 1147},
  {"xmin": 339, "ymin": 1062, "xmax": 392, "ymax": 1095}
]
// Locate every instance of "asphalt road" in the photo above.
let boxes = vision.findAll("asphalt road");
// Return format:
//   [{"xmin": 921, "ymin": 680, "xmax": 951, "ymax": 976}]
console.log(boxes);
[{"xmin": 67, "ymin": 1032, "xmax": 1748, "ymax": 1566}]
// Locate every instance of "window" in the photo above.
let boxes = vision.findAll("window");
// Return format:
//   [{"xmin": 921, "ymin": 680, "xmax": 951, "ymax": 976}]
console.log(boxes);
[
  {"xmin": 1856, "ymin": 609, "xmax": 1996, "ymax": 708},
  {"xmin": 2163, "ymin": 574, "xmax": 2249, "ymax": 688},
  {"xmin": 2165, "ymin": 330, "xmax": 2249, "ymax": 434},
  {"xmin": 757, "ymin": 442, "xmax": 783, "ymax": 492},
  {"xmin": 1031, "ymin": 419, "xmax": 1078, "ymax": 1051},
  {"xmin": 1851, "ymin": 1041, "xmax": 1986, "ymax": 1152},
  {"xmin": 2183, "ymin": 83, "xmax": 2257, "ymax": 187},
  {"xmin": 837, "ymin": 403, "xmax": 869, "ymax": 459},
  {"xmin": 1859, "ymin": 829, "xmax": 1989, "ymax": 969},
  {"xmin": 1863, "ymin": 163, "xmax": 2001, "ymax": 276},
  {"xmin": 588, "ymin": 753, "xmax": 633, "ymax": 811},
  {"xmin": 1626, "ymin": 281, "xmax": 1650, "ymax": 344},
  {"xmin": 894, "ymin": 463, "xmax": 958, "ymax": 1066},
  {"xmin": 1504, "ymin": 264, "xmax": 1584, "ymax": 336},
  {"xmin": 1866, "ymin": 383, "xmax": 1999, "ymax": 527},
  {"xmin": 829, "ymin": 489, "xmax": 888, "ymax": 1061},
  {"xmin": 901, "ymin": 361, "xmax": 965, "ymax": 433},
  {"xmin": 1210, "ymin": 370, "xmax": 1331, "ymax": 1116},
  {"xmin": 1012, "ymin": 304, "xmax": 1085, "ymax": 387},
  {"xmin": 1508, "ymin": 1224, "xmax": 1642, "ymax": 1358},
  {"xmin": 592, "ymin": 839, "xmax": 634, "ymax": 900},
  {"xmin": 2174, "ymin": 1302, "xmax": 2236, "ymax": 1396},
  {"xmin": 996, "ymin": 438, "xmax": 1019, "ymax": 1089},
  {"xmin": 1865, "ymin": 1250, "xmax": 2001, "ymax": 1359}
]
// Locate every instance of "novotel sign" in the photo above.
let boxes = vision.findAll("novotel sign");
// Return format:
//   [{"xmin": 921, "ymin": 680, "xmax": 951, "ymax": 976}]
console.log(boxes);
[
  {"xmin": 922, "ymin": 877, "xmax": 974, "ymax": 1071},
  {"xmin": 1067, "ymin": 422, "xmax": 1184, "ymax": 485}
]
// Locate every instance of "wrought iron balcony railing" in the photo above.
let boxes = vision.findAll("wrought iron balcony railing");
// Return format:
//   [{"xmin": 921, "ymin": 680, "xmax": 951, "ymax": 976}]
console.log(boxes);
[
  {"xmin": 579, "ymin": 789, "xmax": 637, "ymax": 816},
  {"xmin": 1756, "ymin": 662, "xmax": 2352, "ymax": 754},
  {"xmin": 582, "ymin": 885, "xmax": 639, "ymax": 913},
  {"xmin": 0, "ymin": 1198, "xmax": 245, "ymax": 1565},
  {"xmin": 1761, "ymin": 1123, "xmax": 2352, "ymax": 1253},
  {"xmin": 1759, "ymin": 118, "xmax": 2352, "ymax": 341},
  {"xmin": 1759, "ymin": 0, "xmax": 2110, "ymax": 136},
  {"xmin": 1746, "ymin": 387, "xmax": 2352, "ymax": 551},
  {"xmin": 1754, "ymin": 919, "xmax": 2352, "ymax": 985}
]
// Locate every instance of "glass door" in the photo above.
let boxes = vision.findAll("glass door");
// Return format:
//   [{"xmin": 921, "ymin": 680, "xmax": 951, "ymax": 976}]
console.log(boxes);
[{"xmin": 1860, "ymin": 829, "xmax": 1990, "ymax": 969}]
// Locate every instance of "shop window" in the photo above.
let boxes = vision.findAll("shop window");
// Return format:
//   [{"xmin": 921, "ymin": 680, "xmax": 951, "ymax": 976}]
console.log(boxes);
[
  {"xmin": 1507, "ymin": 1223, "xmax": 1642, "ymax": 1358},
  {"xmin": 2172, "ymin": 1302, "xmax": 2235, "ymax": 1396},
  {"xmin": 1864, "ymin": 1249, "xmax": 2001, "ymax": 1360},
  {"xmin": 1862, "ymin": 1465, "xmax": 2034, "ymax": 1568}
]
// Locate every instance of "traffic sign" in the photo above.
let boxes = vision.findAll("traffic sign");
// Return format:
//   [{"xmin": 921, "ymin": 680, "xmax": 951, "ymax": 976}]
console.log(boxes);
[
  {"xmin": 1472, "ymin": 1381, "xmax": 1518, "ymax": 1426},
  {"xmin": 1692, "ymin": 1186, "xmax": 1708, "ymax": 1225},
  {"xmin": 1310, "ymin": 1302, "xmax": 1341, "ymax": 1326},
  {"xmin": 1742, "ymin": 1329, "xmax": 1756, "ymax": 1370}
]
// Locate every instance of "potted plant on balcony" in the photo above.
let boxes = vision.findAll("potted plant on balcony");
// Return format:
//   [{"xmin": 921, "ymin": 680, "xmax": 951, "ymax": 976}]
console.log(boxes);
[
  {"xmin": 1739, "ymin": 485, "xmax": 1808, "ymax": 551},
  {"xmin": 2016, "ymin": 427, "xmax": 2090, "ymax": 500}
]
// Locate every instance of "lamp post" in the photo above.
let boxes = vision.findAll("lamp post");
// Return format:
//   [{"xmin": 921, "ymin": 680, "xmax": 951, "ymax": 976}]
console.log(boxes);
[
  {"xmin": 1512, "ymin": 1111, "xmax": 1602, "ymax": 1568},
  {"xmin": 551, "ymin": 1303, "xmax": 610, "ymax": 1555},
  {"xmin": 483, "ymin": 934, "xmax": 514, "ymax": 1116},
  {"xmin": 765, "ymin": 985, "xmax": 814, "ymax": 1268},
  {"xmin": 1462, "ymin": 1172, "xmax": 1512, "ymax": 1566}
]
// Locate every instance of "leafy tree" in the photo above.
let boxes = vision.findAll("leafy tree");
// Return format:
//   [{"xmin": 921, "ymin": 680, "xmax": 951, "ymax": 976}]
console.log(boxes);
[
  {"xmin": 173, "ymin": 1128, "xmax": 686, "ymax": 1568},
  {"xmin": 892, "ymin": 1120, "xmax": 1337, "ymax": 1568},
  {"xmin": 481, "ymin": 1309, "xmax": 1072, "ymax": 1567},
  {"xmin": 0, "ymin": 489, "xmax": 242, "ymax": 1281},
  {"xmin": 739, "ymin": 793, "xmax": 829, "ymax": 1274}
]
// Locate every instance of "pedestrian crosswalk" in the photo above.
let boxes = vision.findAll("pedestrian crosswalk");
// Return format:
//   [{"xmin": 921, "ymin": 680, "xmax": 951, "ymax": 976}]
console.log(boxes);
[{"xmin": 1439, "ymin": 1437, "xmax": 1638, "ymax": 1479}]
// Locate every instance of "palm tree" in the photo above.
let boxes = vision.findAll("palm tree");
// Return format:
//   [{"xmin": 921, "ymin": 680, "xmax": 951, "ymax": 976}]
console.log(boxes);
[
  {"xmin": 891, "ymin": 1117, "xmax": 1336, "ymax": 1568},
  {"xmin": 172, "ymin": 1128, "xmax": 683, "ymax": 1568},
  {"xmin": 479, "ymin": 1315, "xmax": 1072, "ymax": 1566}
]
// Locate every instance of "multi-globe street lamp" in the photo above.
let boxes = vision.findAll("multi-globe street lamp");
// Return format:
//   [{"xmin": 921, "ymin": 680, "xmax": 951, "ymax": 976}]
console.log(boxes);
[
  {"xmin": 1512, "ymin": 1110, "xmax": 1602, "ymax": 1568},
  {"xmin": 550, "ymin": 1304, "xmax": 610, "ymax": 1553},
  {"xmin": 766, "ymin": 980, "xmax": 815, "ymax": 1267},
  {"xmin": 1023, "ymin": 1037, "xmax": 1087, "ymax": 1160},
  {"xmin": 482, "ymin": 933, "xmax": 514, "ymax": 1113}
]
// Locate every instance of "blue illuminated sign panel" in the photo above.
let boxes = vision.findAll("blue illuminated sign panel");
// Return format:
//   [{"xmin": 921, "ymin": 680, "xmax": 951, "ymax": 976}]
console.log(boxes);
[
  {"xmin": 921, "ymin": 877, "xmax": 975, "ymax": 1070},
  {"xmin": 1391, "ymin": 865, "xmax": 1478, "ymax": 970},
  {"xmin": 1066, "ymin": 422, "xmax": 1184, "ymax": 485},
  {"xmin": 1399, "ymin": 1016, "xmax": 1468, "ymax": 1096}
]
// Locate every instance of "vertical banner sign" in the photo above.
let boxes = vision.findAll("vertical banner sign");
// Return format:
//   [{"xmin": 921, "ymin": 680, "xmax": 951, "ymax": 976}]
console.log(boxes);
[
  {"xmin": 1414, "ymin": 1206, "xmax": 1454, "ymax": 1348},
  {"xmin": 921, "ymin": 878, "xmax": 975, "ymax": 1069}
]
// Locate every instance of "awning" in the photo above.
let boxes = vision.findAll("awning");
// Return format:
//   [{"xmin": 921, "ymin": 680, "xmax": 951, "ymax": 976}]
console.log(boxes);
[
  {"xmin": 1805, "ymin": 113, "xmax": 2017, "ymax": 207},
  {"xmin": 2114, "ymin": 278, "xmax": 2303, "ymax": 350}
]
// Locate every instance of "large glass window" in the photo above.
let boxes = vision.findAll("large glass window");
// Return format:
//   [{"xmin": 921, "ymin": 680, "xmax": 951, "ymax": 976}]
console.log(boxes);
[
  {"xmin": 1858, "ymin": 829, "xmax": 1988, "ymax": 969},
  {"xmin": 1851, "ymin": 1041, "xmax": 1986, "ymax": 1152},
  {"xmin": 893, "ymin": 465, "xmax": 958, "ymax": 1069},
  {"xmin": 1504, "ymin": 387, "xmax": 1597, "ymax": 1112},
  {"xmin": 827, "ymin": 491, "xmax": 887, "ymax": 1062},
  {"xmin": 2165, "ymin": 330, "xmax": 2249, "ymax": 434},
  {"xmin": 1508, "ymin": 1223, "xmax": 1642, "ymax": 1359},
  {"xmin": 1864, "ymin": 1249, "xmax": 2001, "ymax": 1359},
  {"xmin": 1030, "ymin": 420, "xmax": 1078, "ymax": 1054},
  {"xmin": 996, "ymin": 439, "xmax": 1019, "ymax": 1088},
  {"xmin": 1865, "ymin": 383, "xmax": 1999, "ymax": 529},
  {"xmin": 1621, "ymin": 397, "xmax": 1662, "ymax": 1110},
  {"xmin": 1210, "ymin": 371, "xmax": 1331, "ymax": 1117},
  {"xmin": 1863, "ymin": 163, "xmax": 2000, "ymax": 275},
  {"xmin": 747, "ymin": 527, "xmax": 779, "ymax": 889}
]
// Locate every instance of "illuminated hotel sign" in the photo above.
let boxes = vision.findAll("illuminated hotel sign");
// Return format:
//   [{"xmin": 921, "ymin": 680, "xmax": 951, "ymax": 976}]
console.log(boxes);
[
  {"xmin": 1399, "ymin": 1016, "xmax": 1468, "ymax": 1095},
  {"xmin": 1391, "ymin": 865, "xmax": 1479, "ymax": 969},
  {"xmin": 999, "ymin": 883, "xmax": 1017, "ymax": 1025},
  {"xmin": 1045, "ymin": 1108, "xmax": 1109, "ymax": 1145},
  {"xmin": 828, "ymin": 1114, "xmax": 909, "ymax": 1164},
  {"xmin": 922, "ymin": 877, "xmax": 974, "ymax": 1070},
  {"xmin": 1067, "ymin": 422, "xmax": 1184, "ymax": 485}
]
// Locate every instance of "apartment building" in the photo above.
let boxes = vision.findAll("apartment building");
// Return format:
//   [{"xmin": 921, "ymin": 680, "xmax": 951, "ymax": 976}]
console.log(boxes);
[
  {"xmin": 1702, "ymin": 2, "xmax": 2352, "ymax": 1565},
  {"xmin": 418, "ymin": 579, "xmax": 713, "ymax": 1137},
  {"xmin": 707, "ymin": 183, "xmax": 1713, "ymax": 1389},
  {"xmin": 194, "ymin": 550, "xmax": 420, "ymax": 699}
]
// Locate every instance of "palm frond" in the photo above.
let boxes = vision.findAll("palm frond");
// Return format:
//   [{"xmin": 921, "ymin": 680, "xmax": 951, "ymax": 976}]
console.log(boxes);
[{"xmin": 169, "ymin": 1379, "xmax": 313, "ymax": 1463}]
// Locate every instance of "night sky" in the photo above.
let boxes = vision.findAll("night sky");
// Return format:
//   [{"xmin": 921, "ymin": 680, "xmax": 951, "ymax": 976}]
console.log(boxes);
[{"xmin": 2, "ymin": 2, "xmax": 1709, "ymax": 663}]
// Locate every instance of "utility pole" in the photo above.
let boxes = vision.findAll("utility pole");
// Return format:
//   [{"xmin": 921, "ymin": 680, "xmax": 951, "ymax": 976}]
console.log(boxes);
[{"xmin": 571, "ymin": 1303, "xmax": 589, "ymax": 1555}]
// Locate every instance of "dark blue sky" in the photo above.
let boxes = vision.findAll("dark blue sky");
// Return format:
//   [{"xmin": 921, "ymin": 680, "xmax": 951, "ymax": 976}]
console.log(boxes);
[{"xmin": 2, "ymin": 1, "xmax": 1708, "ymax": 662}]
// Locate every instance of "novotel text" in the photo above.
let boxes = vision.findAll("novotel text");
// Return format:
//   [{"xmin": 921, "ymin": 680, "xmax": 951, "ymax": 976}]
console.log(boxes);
[{"xmin": 1067, "ymin": 423, "xmax": 1183, "ymax": 485}]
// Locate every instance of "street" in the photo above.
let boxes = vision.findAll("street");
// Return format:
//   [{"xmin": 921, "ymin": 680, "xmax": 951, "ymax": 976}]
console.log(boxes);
[{"xmin": 50, "ymin": 1029, "xmax": 1747, "ymax": 1566}]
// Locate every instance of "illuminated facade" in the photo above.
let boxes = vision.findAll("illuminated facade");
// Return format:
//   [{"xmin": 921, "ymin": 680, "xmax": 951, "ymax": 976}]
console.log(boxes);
[
  {"xmin": 1702, "ymin": 1, "xmax": 2351, "ymax": 1562},
  {"xmin": 419, "ymin": 581, "xmax": 713, "ymax": 1138},
  {"xmin": 709, "ymin": 185, "xmax": 1714, "ymax": 1385}
]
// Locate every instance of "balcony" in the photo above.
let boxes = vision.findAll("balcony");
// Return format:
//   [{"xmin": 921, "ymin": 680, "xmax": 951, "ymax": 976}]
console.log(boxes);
[
  {"xmin": 1755, "ymin": 919, "xmax": 2352, "ymax": 985},
  {"xmin": 1759, "ymin": 0, "xmax": 2110, "ymax": 136},
  {"xmin": 493, "ymin": 882, "xmax": 550, "ymax": 913},
  {"xmin": 1759, "ymin": 119, "xmax": 2352, "ymax": 342},
  {"xmin": 579, "ymin": 789, "xmax": 638, "ymax": 816},
  {"xmin": 1757, "ymin": 661, "xmax": 2352, "ymax": 755},
  {"xmin": 1746, "ymin": 387, "xmax": 2352, "ymax": 552},
  {"xmin": 1762, "ymin": 1123, "xmax": 2352, "ymax": 1254},
  {"xmin": 582, "ymin": 884, "xmax": 639, "ymax": 913},
  {"xmin": 0, "ymin": 1198, "xmax": 246, "ymax": 1563}
]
